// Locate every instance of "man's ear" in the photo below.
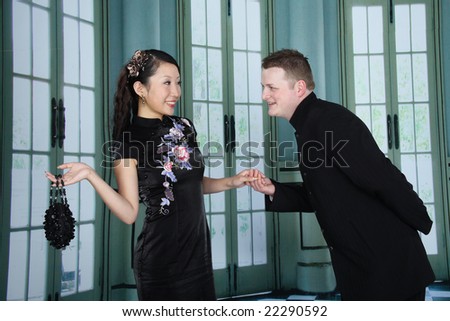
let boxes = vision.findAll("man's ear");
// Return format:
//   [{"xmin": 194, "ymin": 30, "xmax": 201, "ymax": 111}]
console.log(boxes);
[{"xmin": 295, "ymin": 79, "xmax": 306, "ymax": 96}]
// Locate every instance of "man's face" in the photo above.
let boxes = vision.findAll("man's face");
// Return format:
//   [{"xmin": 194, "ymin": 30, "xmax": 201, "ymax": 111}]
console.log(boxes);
[{"xmin": 261, "ymin": 67, "xmax": 300, "ymax": 120}]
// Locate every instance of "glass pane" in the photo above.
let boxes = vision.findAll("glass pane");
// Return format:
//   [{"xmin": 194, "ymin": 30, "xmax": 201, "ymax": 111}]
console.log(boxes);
[
  {"xmin": 191, "ymin": 0, "xmax": 206, "ymax": 46},
  {"xmin": 232, "ymin": 0, "xmax": 247, "ymax": 50},
  {"xmin": 28, "ymin": 230, "xmax": 48, "ymax": 300},
  {"xmin": 207, "ymin": 0, "xmax": 221, "ymax": 47},
  {"xmin": 7, "ymin": 231, "xmax": 28, "ymax": 300},
  {"xmin": 396, "ymin": 54, "xmax": 413, "ymax": 102},
  {"xmin": 355, "ymin": 105, "xmax": 371, "ymax": 130},
  {"xmin": 78, "ymin": 224, "xmax": 95, "ymax": 292},
  {"xmin": 412, "ymin": 53, "xmax": 428, "ymax": 101},
  {"xmin": 32, "ymin": 7, "xmax": 50, "ymax": 79},
  {"xmin": 13, "ymin": 0, "xmax": 31, "ymax": 75},
  {"xmin": 33, "ymin": 0, "xmax": 50, "ymax": 6},
  {"xmin": 399, "ymin": 104, "xmax": 415, "ymax": 153},
  {"xmin": 415, "ymin": 104, "xmax": 431, "ymax": 152},
  {"xmin": 13, "ymin": 77, "xmax": 31, "ymax": 150},
  {"xmin": 395, "ymin": 5, "xmax": 410, "ymax": 53},
  {"xmin": 237, "ymin": 213, "xmax": 252, "ymax": 267},
  {"xmin": 236, "ymin": 159, "xmax": 251, "ymax": 211},
  {"xmin": 209, "ymin": 103, "xmax": 224, "ymax": 154},
  {"xmin": 193, "ymin": 102, "xmax": 208, "ymax": 152},
  {"xmin": 192, "ymin": 47, "xmax": 207, "ymax": 100},
  {"xmin": 234, "ymin": 52, "xmax": 248, "ymax": 103},
  {"xmin": 235, "ymin": 104, "xmax": 249, "ymax": 158},
  {"xmin": 80, "ymin": 22, "xmax": 95, "ymax": 87},
  {"xmin": 33, "ymin": 80, "xmax": 50, "ymax": 152},
  {"xmin": 249, "ymin": 105, "xmax": 264, "ymax": 156},
  {"xmin": 64, "ymin": 156, "xmax": 81, "ymax": 222},
  {"xmin": 11, "ymin": 154, "xmax": 31, "ymax": 228},
  {"xmin": 61, "ymin": 226, "xmax": 79, "ymax": 297},
  {"xmin": 80, "ymin": 89, "xmax": 95, "ymax": 153},
  {"xmin": 80, "ymin": 0, "xmax": 94, "ymax": 22},
  {"xmin": 209, "ymin": 164, "xmax": 225, "ymax": 212},
  {"xmin": 247, "ymin": 0, "xmax": 261, "ymax": 51},
  {"xmin": 417, "ymin": 154, "xmax": 434, "ymax": 203},
  {"xmin": 252, "ymin": 212, "xmax": 267, "ymax": 265},
  {"xmin": 421, "ymin": 205, "xmax": 437, "ymax": 254},
  {"xmin": 352, "ymin": 7, "xmax": 367, "ymax": 54},
  {"xmin": 64, "ymin": 87, "xmax": 80, "ymax": 153},
  {"xmin": 64, "ymin": 17, "xmax": 80, "ymax": 85},
  {"xmin": 80, "ymin": 157, "xmax": 96, "ymax": 221},
  {"xmin": 367, "ymin": 6, "xmax": 383, "ymax": 54},
  {"xmin": 31, "ymin": 155, "xmax": 50, "ymax": 226},
  {"xmin": 208, "ymin": 48, "xmax": 222, "ymax": 101},
  {"xmin": 210, "ymin": 215, "xmax": 226, "ymax": 269},
  {"xmin": 411, "ymin": 4, "xmax": 426, "ymax": 52},
  {"xmin": 353, "ymin": 56, "xmax": 370, "ymax": 104},
  {"xmin": 401, "ymin": 154, "xmax": 417, "ymax": 192},
  {"xmin": 371, "ymin": 105, "xmax": 387, "ymax": 153},
  {"xmin": 369, "ymin": 55, "xmax": 385, "ymax": 104},
  {"xmin": 248, "ymin": 52, "xmax": 262, "ymax": 103},
  {"xmin": 251, "ymin": 159, "xmax": 265, "ymax": 211},
  {"xmin": 63, "ymin": 0, "xmax": 78, "ymax": 16}
]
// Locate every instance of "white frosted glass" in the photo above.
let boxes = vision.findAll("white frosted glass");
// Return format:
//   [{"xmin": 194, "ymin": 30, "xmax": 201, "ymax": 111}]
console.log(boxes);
[
  {"xmin": 193, "ymin": 102, "xmax": 208, "ymax": 154},
  {"xmin": 371, "ymin": 104, "xmax": 387, "ymax": 153},
  {"xmin": 32, "ymin": 7, "xmax": 50, "ymax": 79},
  {"xmin": 411, "ymin": 4, "xmax": 426, "ymax": 52},
  {"xmin": 13, "ymin": 1, "xmax": 31, "ymax": 75},
  {"xmin": 412, "ymin": 54, "xmax": 428, "ymax": 101},
  {"xmin": 417, "ymin": 154, "xmax": 434, "ymax": 203},
  {"xmin": 248, "ymin": 52, "xmax": 262, "ymax": 103},
  {"xmin": 354, "ymin": 56, "xmax": 370, "ymax": 104},
  {"xmin": 396, "ymin": 54, "xmax": 413, "ymax": 102},
  {"xmin": 210, "ymin": 215, "xmax": 227, "ymax": 269},
  {"xmin": 399, "ymin": 104, "xmax": 415, "ymax": 153},
  {"xmin": 208, "ymin": 48, "xmax": 223, "ymax": 101},
  {"xmin": 421, "ymin": 205, "xmax": 437, "ymax": 254},
  {"xmin": 252, "ymin": 212, "xmax": 267, "ymax": 265},
  {"xmin": 209, "ymin": 164, "xmax": 225, "ymax": 212},
  {"xmin": 401, "ymin": 154, "xmax": 417, "ymax": 192},
  {"xmin": 209, "ymin": 103, "xmax": 224, "ymax": 154},
  {"xmin": 238, "ymin": 213, "xmax": 252, "ymax": 267},
  {"xmin": 63, "ymin": 0, "xmax": 78, "ymax": 16},
  {"xmin": 249, "ymin": 105, "xmax": 264, "ymax": 157},
  {"xmin": 395, "ymin": 5, "xmax": 411, "ymax": 53},
  {"xmin": 80, "ymin": 0, "xmax": 94, "ymax": 22},
  {"xmin": 10, "ymin": 154, "xmax": 30, "ymax": 228},
  {"xmin": 80, "ymin": 89, "xmax": 95, "ymax": 153},
  {"xmin": 33, "ymin": 80, "xmax": 50, "ymax": 152},
  {"xmin": 251, "ymin": 155, "xmax": 265, "ymax": 210},
  {"xmin": 368, "ymin": 6, "xmax": 383, "ymax": 54},
  {"xmin": 207, "ymin": 0, "xmax": 221, "ymax": 47},
  {"xmin": 191, "ymin": 0, "xmax": 206, "ymax": 45},
  {"xmin": 352, "ymin": 7, "xmax": 367, "ymax": 54},
  {"xmin": 80, "ymin": 157, "xmax": 96, "ymax": 221},
  {"xmin": 7, "ymin": 231, "xmax": 28, "ymax": 300},
  {"xmin": 61, "ymin": 226, "xmax": 78, "ymax": 296},
  {"xmin": 28, "ymin": 230, "xmax": 48, "ymax": 300},
  {"xmin": 369, "ymin": 55, "xmax": 386, "ymax": 104},
  {"xmin": 236, "ymin": 159, "xmax": 251, "ymax": 211},
  {"xmin": 234, "ymin": 104, "xmax": 249, "ymax": 158},
  {"xmin": 64, "ymin": 87, "xmax": 80, "ymax": 153},
  {"xmin": 203, "ymin": 167, "xmax": 210, "ymax": 212},
  {"xmin": 192, "ymin": 47, "xmax": 207, "ymax": 100},
  {"xmin": 64, "ymin": 17, "xmax": 80, "ymax": 85},
  {"xmin": 247, "ymin": 0, "xmax": 261, "ymax": 51},
  {"xmin": 13, "ymin": 77, "xmax": 31, "ymax": 150},
  {"xmin": 234, "ymin": 51, "xmax": 248, "ymax": 103},
  {"xmin": 232, "ymin": 0, "xmax": 247, "ymax": 50},
  {"xmin": 64, "ymin": 156, "xmax": 80, "ymax": 222},
  {"xmin": 31, "ymin": 155, "xmax": 50, "ymax": 226},
  {"xmin": 80, "ymin": 22, "xmax": 95, "ymax": 87},
  {"xmin": 415, "ymin": 104, "xmax": 431, "ymax": 152},
  {"xmin": 355, "ymin": 105, "xmax": 371, "ymax": 131},
  {"xmin": 78, "ymin": 224, "xmax": 95, "ymax": 292},
  {"xmin": 32, "ymin": 0, "xmax": 50, "ymax": 6}
]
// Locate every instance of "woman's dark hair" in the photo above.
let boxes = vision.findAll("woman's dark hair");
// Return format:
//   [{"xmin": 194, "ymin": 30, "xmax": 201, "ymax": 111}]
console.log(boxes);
[{"xmin": 112, "ymin": 49, "xmax": 180, "ymax": 140}]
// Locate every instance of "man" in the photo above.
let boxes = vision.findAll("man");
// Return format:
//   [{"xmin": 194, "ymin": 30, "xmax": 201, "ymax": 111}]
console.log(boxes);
[{"xmin": 250, "ymin": 49, "xmax": 435, "ymax": 300}]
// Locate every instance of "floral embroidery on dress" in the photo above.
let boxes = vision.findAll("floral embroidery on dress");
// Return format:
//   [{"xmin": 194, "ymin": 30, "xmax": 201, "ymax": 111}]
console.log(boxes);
[{"xmin": 156, "ymin": 117, "xmax": 193, "ymax": 215}]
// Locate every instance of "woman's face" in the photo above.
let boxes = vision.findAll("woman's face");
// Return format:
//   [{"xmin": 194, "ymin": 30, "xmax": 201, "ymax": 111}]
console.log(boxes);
[{"xmin": 139, "ymin": 62, "xmax": 181, "ymax": 119}]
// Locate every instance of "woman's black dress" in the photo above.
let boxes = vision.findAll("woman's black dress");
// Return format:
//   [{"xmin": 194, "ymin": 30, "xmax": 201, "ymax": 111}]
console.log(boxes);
[{"xmin": 114, "ymin": 115, "xmax": 216, "ymax": 300}]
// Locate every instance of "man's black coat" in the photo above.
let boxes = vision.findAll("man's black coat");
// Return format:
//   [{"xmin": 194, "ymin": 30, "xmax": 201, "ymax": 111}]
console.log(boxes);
[{"xmin": 267, "ymin": 92, "xmax": 435, "ymax": 300}]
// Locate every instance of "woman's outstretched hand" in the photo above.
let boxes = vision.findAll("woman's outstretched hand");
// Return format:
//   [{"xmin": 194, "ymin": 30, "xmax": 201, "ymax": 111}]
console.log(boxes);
[{"xmin": 45, "ymin": 162, "xmax": 94, "ymax": 186}]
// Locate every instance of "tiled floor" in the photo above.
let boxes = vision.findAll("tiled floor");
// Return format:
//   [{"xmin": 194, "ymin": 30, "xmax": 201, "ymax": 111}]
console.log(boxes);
[{"xmin": 223, "ymin": 280, "xmax": 450, "ymax": 301}]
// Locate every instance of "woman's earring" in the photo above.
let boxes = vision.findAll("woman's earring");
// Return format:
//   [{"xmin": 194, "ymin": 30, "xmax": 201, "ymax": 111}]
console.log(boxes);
[{"xmin": 141, "ymin": 96, "xmax": 146, "ymax": 105}]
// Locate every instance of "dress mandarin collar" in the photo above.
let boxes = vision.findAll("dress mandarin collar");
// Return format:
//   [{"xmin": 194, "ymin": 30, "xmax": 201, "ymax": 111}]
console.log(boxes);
[
  {"xmin": 289, "ymin": 92, "xmax": 318, "ymax": 131},
  {"xmin": 133, "ymin": 115, "xmax": 172, "ymax": 128}
]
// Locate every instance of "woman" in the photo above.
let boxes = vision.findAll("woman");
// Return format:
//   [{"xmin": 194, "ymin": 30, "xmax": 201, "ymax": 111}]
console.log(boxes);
[{"xmin": 46, "ymin": 49, "xmax": 255, "ymax": 300}]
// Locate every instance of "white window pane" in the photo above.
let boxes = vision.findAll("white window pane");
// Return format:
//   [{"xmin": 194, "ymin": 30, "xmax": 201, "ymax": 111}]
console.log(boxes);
[
  {"xmin": 399, "ymin": 104, "xmax": 415, "ymax": 153},
  {"xmin": 368, "ymin": 6, "xmax": 383, "ymax": 54},
  {"xmin": 235, "ymin": 104, "xmax": 249, "ymax": 158},
  {"xmin": 411, "ymin": 4, "xmax": 426, "ymax": 52},
  {"xmin": 355, "ymin": 105, "xmax": 371, "ymax": 131},
  {"xmin": 248, "ymin": 52, "xmax": 262, "ymax": 103},
  {"xmin": 396, "ymin": 54, "xmax": 413, "ymax": 102},
  {"xmin": 421, "ymin": 205, "xmax": 437, "ymax": 254},
  {"xmin": 7, "ymin": 232, "xmax": 28, "ymax": 300},
  {"xmin": 209, "ymin": 164, "xmax": 225, "ymax": 212},
  {"xmin": 395, "ymin": 5, "xmax": 411, "ymax": 53},
  {"xmin": 28, "ymin": 230, "xmax": 48, "ymax": 300},
  {"xmin": 417, "ymin": 154, "xmax": 434, "ymax": 203},
  {"xmin": 13, "ymin": 1, "xmax": 31, "ymax": 75},
  {"xmin": 32, "ymin": 155, "xmax": 50, "ymax": 226},
  {"xmin": 209, "ymin": 103, "xmax": 224, "ymax": 152},
  {"xmin": 354, "ymin": 56, "xmax": 370, "ymax": 104},
  {"xmin": 61, "ymin": 226, "xmax": 78, "ymax": 297},
  {"xmin": 78, "ymin": 224, "xmax": 95, "ymax": 292},
  {"xmin": 207, "ymin": 0, "xmax": 221, "ymax": 47},
  {"xmin": 11, "ymin": 154, "xmax": 31, "ymax": 228},
  {"xmin": 369, "ymin": 55, "xmax": 385, "ymax": 104},
  {"xmin": 352, "ymin": 7, "xmax": 367, "ymax": 54},
  {"xmin": 415, "ymin": 104, "xmax": 431, "ymax": 152},
  {"xmin": 371, "ymin": 104, "xmax": 387, "ymax": 153},
  {"xmin": 63, "ymin": 0, "xmax": 78, "ymax": 16},
  {"xmin": 13, "ymin": 77, "xmax": 31, "ymax": 150},
  {"xmin": 234, "ymin": 52, "xmax": 248, "ymax": 103},
  {"xmin": 236, "ymin": 157, "xmax": 251, "ymax": 211},
  {"xmin": 247, "ymin": 0, "xmax": 261, "ymax": 51},
  {"xmin": 33, "ymin": 0, "xmax": 50, "ymax": 6},
  {"xmin": 80, "ymin": 22, "xmax": 95, "ymax": 87},
  {"xmin": 193, "ymin": 102, "xmax": 208, "ymax": 153},
  {"xmin": 210, "ymin": 215, "xmax": 226, "ymax": 269},
  {"xmin": 249, "ymin": 105, "xmax": 264, "ymax": 157},
  {"xmin": 191, "ymin": 0, "xmax": 206, "ymax": 45},
  {"xmin": 238, "ymin": 213, "xmax": 252, "ymax": 267},
  {"xmin": 251, "ymin": 154, "xmax": 265, "ymax": 210},
  {"xmin": 33, "ymin": 80, "xmax": 51, "ymax": 152},
  {"xmin": 192, "ymin": 47, "xmax": 207, "ymax": 100},
  {"xmin": 80, "ymin": 0, "xmax": 94, "ymax": 22},
  {"xmin": 412, "ymin": 54, "xmax": 428, "ymax": 101},
  {"xmin": 64, "ymin": 17, "xmax": 80, "ymax": 85},
  {"xmin": 80, "ymin": 89, "xmax": 95, "ymax": 153},
  {"xmin": 64, "ymin": 87, "xmax": 80, "ymax": 153},
  {"xmin": 32, "ymin": 7, "xmax": 50, "ymax": 79},
  {"xmin": 208, "ymin": 48, "xmax": 223, "ymax": 101},
  {"xmin": 252, "ymin": 212, "xmax": 267, "ymax": 265},
  {"xmin": 401, "ymin": 154, "xmax": 417, "ymax": 192},
  {"xmin": 80, "ymin": 157, "xmax": 96, "ymax": 221},
  {"xmin": 232, "ymin": 0, "xmax": 247, "ymax": 50}
]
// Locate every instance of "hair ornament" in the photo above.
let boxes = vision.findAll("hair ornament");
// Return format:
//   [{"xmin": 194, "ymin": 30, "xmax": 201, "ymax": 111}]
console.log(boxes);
[{"xmin": 127, "ymin": 50, "xmax": 151, "ymax": 78}]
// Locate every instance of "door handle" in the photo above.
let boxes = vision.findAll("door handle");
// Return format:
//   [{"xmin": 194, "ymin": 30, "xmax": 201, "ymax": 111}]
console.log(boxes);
[
  {"xmin": 394, "ymin": 114, "xmax": 399, "ymax": 150},
  {"xmin": 51, "ymin": 98, "xmax": 58, "ymax": 148},
  {"xmin": 224, "ymin": 115, "xmax": 230, "ymax": 153},
  {"xmin": 387, "ymin": 115, "xmax": 392, "ymax": 149},
  {"xmin": 58, "ymin": 99, "xmax": 66, "ymax": 148},
  {"xmin": 230, "ymin": 115, "xmax": 236, "ymax": 153}
]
